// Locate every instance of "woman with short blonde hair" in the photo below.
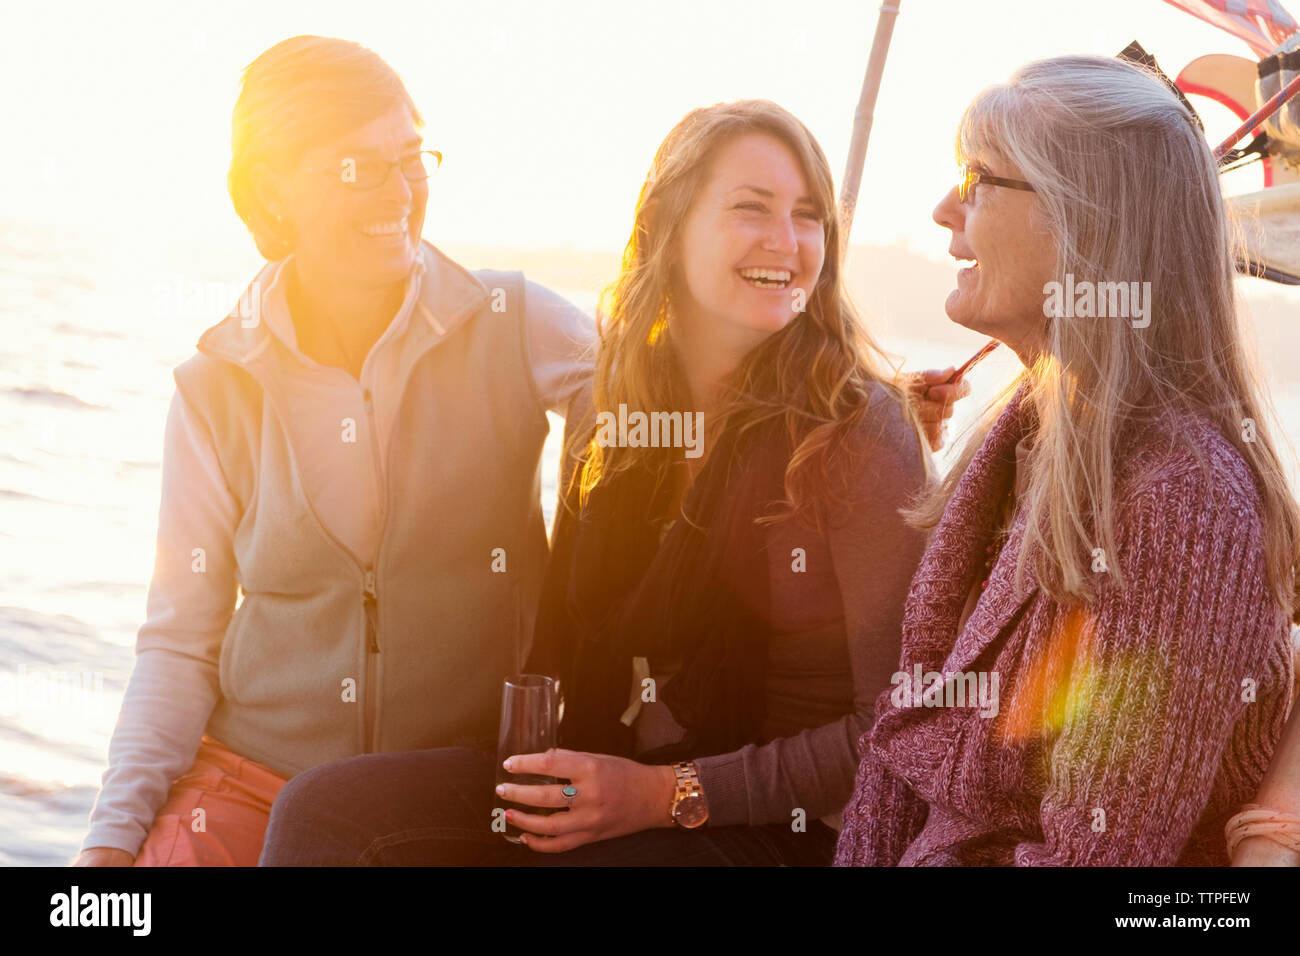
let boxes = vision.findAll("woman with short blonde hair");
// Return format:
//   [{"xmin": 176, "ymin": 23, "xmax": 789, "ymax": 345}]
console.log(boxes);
[{"xmin": 75, "ymin": 35, "xmax": 598, "ymax": 866}]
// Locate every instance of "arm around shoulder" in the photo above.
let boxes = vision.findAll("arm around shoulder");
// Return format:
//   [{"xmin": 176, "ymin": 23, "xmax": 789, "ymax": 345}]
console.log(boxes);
[{"xmin": 520, "ymin": 279, "xmax": 597, "ymax": 416}]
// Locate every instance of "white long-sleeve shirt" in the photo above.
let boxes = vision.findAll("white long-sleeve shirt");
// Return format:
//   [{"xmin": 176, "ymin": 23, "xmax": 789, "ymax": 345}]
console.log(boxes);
[{"xmin": 82, "ymin": 253, "xmax": 595, "ymax": 855}]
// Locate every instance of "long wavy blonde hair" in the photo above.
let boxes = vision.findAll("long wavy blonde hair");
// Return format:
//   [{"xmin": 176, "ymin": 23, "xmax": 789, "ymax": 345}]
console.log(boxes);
[
  {"xmin": 576, "ymin": 99, "xmax": 920, "ymax": 528},
  {"xmin": 911, "ymin": 55, "xmax": 1300, "ymax": 621}
]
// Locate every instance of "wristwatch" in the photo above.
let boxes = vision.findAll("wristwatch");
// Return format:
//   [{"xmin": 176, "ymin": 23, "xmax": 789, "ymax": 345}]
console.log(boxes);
[{"xmin": 669, "ymin": 761, "xmax": 709, "ymax": 829}]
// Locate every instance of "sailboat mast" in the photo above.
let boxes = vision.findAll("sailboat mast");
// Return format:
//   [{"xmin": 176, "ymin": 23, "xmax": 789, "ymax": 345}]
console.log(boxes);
[{"xmin": 839, "ymin": 1, "xmax": 903, "ymax": 249}]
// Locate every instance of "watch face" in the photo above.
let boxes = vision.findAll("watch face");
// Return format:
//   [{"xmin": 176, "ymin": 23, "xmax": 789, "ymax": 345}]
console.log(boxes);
[{"xmin": 673, "ymin": 792, "xmax": 709, "ymax": 829}]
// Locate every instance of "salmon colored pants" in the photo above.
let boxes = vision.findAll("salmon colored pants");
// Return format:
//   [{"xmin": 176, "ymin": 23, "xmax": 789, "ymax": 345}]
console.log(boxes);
[{"xmin": 133, "ymin": 734, "xmax": 289, "ymax": 867}]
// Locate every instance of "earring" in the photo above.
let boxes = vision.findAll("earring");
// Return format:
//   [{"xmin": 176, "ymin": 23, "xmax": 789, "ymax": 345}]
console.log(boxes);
[{"xmin": 267, "ymin": 210, "xmax": 292, "ymax": 257}]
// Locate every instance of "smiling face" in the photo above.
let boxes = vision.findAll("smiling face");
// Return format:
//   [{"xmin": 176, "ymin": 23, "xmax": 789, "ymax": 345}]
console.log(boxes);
[
  {"xmin": 932, "ymin": 153, "xmax": 1057, "ymax": 363},
  {"xmin": 268, "ymin": 104, "xmax": 428, "ymax": 287},
  {"xmin": 672, "ymin": 132, "xmax": 826, "ymax": 356}
]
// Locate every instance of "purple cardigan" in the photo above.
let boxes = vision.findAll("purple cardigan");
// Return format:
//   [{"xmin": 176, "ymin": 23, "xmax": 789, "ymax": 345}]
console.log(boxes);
[{"xmin": 835, "ymin": 384, "xmax": 1295, "ymax": 866}]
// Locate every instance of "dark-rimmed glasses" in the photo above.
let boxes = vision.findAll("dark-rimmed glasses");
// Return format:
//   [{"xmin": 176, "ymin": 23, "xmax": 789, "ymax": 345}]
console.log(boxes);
[
  {"xmin": 958, "ymin": 165, "xmax": 1035, "ymax": 204},
  {"xmin": 303, "ymin": 149, "xmax": 443, "ymax": 190}
]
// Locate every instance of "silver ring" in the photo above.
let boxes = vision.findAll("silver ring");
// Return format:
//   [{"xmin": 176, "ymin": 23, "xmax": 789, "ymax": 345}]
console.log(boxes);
[{"xmin": 561, "ymin": 784, "xmax": 578, "ymax": 809}]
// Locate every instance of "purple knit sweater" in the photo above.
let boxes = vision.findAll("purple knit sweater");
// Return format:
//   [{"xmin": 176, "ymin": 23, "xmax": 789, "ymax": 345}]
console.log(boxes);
[{"xmin": 834, "ymin": 384, "xmax": 1295, "ymax": 866}]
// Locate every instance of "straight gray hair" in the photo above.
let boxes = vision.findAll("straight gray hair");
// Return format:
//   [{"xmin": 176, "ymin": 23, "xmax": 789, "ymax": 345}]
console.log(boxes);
[{"xmin": 910, "ymin": 55, "xmax": 1300, "ymax": 619}]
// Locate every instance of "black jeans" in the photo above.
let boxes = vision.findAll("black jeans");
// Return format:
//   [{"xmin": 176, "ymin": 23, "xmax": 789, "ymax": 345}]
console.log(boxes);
[{"xmin": 259, "ymin": 747, "xmax": 837, "ymax": 866}]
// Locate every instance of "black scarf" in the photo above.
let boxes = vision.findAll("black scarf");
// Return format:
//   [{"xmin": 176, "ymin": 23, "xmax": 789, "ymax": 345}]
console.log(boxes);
[{"xmin": 527, "ymin": 413, "xmax": 793, "ymax": 761}]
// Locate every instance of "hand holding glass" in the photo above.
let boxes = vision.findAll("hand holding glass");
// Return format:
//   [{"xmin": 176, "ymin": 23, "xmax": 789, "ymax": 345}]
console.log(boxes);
[{"xmin": 495, "ymin": 674, "xmax": 559, "ymax": 843}]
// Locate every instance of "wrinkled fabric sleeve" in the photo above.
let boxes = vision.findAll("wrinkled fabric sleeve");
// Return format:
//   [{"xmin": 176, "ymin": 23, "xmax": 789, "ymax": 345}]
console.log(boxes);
[
  {"xmin": 81, "ymin": 388, "xmax": 238, "ymax": 856},
  {"xmin": 519, "ymin": 279, "xmax": 596, "ymax": 416},
  {"xmin": 833, "ymin": 687, "xmax": 931, "ymax": 866},
  {"xmin": 1012, "ymin": 471, "xmax": 1282, "ymax": 866},
  {"xmin": 695, "ymin": 393, "xmax": 930, "ymax": 827}
]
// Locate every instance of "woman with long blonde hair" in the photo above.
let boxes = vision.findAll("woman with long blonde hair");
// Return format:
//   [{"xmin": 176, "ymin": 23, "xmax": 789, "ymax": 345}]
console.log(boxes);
[
  {"xmin": 836, "ymin": 54, "xmax": 1300, "ymax": 866},
  {"xmin": 260, "ymin": 99, "xmax": 942, "ymax": 865}
]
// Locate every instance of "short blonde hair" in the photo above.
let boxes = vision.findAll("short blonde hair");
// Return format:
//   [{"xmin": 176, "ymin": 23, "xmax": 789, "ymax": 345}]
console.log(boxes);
[{"xmin": 228, "ymin": 35, "xmax": 423, "ymax": 259}]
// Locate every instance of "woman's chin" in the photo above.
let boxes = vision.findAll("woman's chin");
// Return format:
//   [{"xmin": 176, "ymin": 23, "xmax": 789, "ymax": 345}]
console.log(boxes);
[
  {"xmin": 360, "ymin": 248, "xmax": 419, "ymax": 284},
  {"xmin": 738, "ymin": 309, "xmax": 796, "ymax": 337},
  {"xmin": 943, "ymin": 293, "xmax": 978, "ymax": 331},
  {"xmin": 944, "ymin": 296, "xmax": 1004, "ymax": 340}
]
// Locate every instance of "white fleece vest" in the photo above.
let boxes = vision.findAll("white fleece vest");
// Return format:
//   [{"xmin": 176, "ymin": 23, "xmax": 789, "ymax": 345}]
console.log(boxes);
[{"xmin": 172, "ymin": 244, "xmax": 549, "ymax": 776}]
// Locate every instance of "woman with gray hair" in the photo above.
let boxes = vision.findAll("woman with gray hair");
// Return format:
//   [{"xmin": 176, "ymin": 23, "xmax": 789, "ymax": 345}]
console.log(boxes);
[{"xmin": 836, "ymin": 54, "xmax": 1300, "ymax": 866}]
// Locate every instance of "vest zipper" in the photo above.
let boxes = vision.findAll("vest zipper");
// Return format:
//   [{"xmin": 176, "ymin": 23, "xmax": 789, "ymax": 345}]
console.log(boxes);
[
  {"xmin": 209, "ymin": 298, "xmax": 464, "ymax": 760},
  {"xmin": 363, "ymin": 567, "xmax": 379, "ymax": 653},
  {"xmin": 362, "ymin": 564, "xmax": 379, "ymax": 752},
  {"xmin": 362, "ymin": 387, "xmax": 387, "ymax": 753}
]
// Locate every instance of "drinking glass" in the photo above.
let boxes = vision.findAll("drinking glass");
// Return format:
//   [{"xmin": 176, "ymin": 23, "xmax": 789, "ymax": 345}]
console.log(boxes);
[{"xmin": 495, "ymin": 673, "xmax": 559, "ymax": 843}]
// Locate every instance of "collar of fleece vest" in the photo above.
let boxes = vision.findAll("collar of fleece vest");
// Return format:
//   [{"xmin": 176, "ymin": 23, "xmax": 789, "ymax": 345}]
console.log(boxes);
[{"xmin": 193, "ymin": 239, "xmax": 491, "ymax": 368}]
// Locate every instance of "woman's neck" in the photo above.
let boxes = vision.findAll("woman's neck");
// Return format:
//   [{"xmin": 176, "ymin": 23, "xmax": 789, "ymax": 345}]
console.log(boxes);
[
  {"xmin": 669, "ymin": 309, "xmax": 753, "ymax": 417},
  {"xmin": 667, "ymin": 306, "xmax": 764, "ymax": 494},
  {"xmin": 287, "ymin": 259, "xmax": 407, "ymax": 379}
]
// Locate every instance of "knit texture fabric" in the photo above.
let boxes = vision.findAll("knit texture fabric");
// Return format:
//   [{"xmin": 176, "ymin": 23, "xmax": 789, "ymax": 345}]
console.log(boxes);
[{"xmin": 835, "ymin": 384, "xmax": 1295, "ymax": 866}]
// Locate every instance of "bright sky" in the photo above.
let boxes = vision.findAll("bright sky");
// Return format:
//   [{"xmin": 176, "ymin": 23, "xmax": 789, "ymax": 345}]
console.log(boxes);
[{"xmin": 0, "ymin": 0, "xmax": 1277, "ymax": 262}]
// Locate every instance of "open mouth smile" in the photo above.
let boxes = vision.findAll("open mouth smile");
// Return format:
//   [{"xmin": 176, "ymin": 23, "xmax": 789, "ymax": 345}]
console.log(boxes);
[
  {"xmin": 360, "ymin": 217, "xmax": 410, "ymax": 242},
  {"xmin": 738, "ymin": 266, "xmax": 794, "ymax": 290}
]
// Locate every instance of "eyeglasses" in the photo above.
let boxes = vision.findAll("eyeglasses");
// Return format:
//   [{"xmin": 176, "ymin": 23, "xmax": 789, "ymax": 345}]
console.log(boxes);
[
  {"xmin": 303, "ymin": 149, "xmax": 443, "ymax": 190},
  {"xmin": 958, "ymin": 165, "xmax": 1035, "ymax": 204}
]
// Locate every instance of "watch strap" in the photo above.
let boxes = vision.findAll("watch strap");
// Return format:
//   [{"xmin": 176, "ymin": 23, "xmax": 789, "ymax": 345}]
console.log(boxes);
[{"xmin": 670, "ymin": 761, "xmax": 704, "ymax": 824}]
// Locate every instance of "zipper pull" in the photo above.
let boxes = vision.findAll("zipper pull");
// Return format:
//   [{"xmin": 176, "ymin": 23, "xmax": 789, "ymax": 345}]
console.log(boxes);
[{"xmin": 363, "ymin": 567, "xmax": 379, "ymax": 653}]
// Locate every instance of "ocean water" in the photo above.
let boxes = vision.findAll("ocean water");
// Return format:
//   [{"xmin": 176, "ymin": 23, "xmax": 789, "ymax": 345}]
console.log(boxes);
[{"xmin": 2, "ymin": 218, "xmax": 1297, "ymax": 866}]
